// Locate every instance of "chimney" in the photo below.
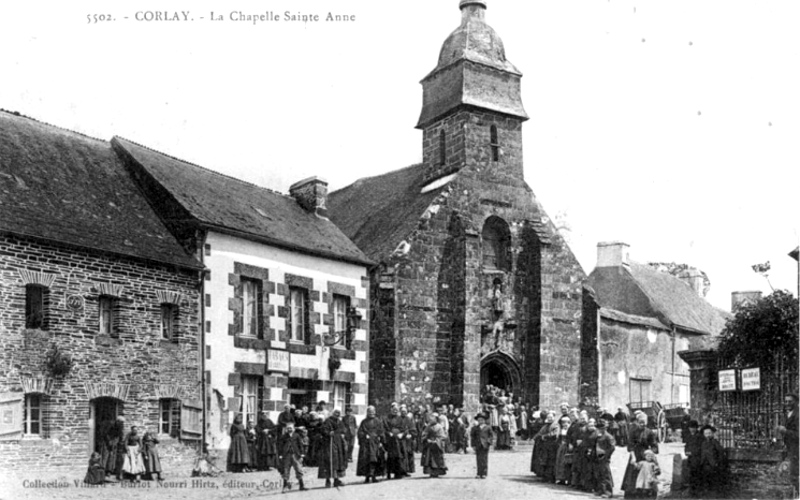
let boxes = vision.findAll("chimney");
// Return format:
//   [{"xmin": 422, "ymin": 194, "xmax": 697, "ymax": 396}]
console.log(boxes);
[
  {"xmin": 596, "ymin": 242, "xmax": 629, "ymax": 268},
  {"xmin": 289, "ymin": 177, "xmax": 328, "ymax": 218},
  {"xmin": 731, "ymin": 291, "xmax": 762, "ymax": 312},
  {"xmin": 678, "ymin": 268, "xmax": 706, "ymax": 297}
]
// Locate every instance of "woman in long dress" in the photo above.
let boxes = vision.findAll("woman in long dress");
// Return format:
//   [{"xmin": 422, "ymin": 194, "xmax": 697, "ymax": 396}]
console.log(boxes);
[
  {"xmin": 121, "ymin": 425, "xmax": 146, "ymax": 481},
  {"xmin": 421, "ymin": 414, "xmax": 448, "ymax": 477},
  {"xmin": 621, "ymin": 413, "xmax": 659, "ymax": 498},
  {"xmin": 228, "ymin": 414, "xmax": 251, "ymax": 472},
  {"xmin": 141, "ymin": 427, "xmax": 163, "ymax": 481},
  {"xmin": 255, "ymin": 411, "xmax": 277, "ymax": 471}
]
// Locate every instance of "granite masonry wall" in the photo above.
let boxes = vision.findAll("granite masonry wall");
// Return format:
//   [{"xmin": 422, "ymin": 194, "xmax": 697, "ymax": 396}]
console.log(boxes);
[{"xmin": 0, "ymin": 234, "xmax": 201, "ymax": 471}]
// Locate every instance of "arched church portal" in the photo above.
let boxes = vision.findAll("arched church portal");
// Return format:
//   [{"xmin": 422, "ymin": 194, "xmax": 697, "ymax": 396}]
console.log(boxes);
[{"xmin": 480, "ymin": 351, "xmax": 522, "ymax": 394}]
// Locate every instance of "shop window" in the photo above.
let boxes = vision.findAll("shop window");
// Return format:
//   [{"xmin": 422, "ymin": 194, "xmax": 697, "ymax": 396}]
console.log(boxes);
[
  {"xmin": 25, "ymin": 285, "xmax": 45, "ymax": 329},
  {"xmin": 481, "ymin": 216, "xmax": 512, "ymax": 271},
  {"xmin": 288, "ymin": 287, "xmax": 309, "ymax": 343},
  {"xmin": 24, "ymin": 394, "xmax": 42, "ymax": 436},
  {"xmin": 159, "ymin": 398, "xmax": 181, "ymax": 437}
]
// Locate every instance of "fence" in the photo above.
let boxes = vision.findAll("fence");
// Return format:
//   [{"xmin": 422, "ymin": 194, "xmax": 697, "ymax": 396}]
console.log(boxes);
[{"xmin": 711, "ymin": 355, "xmax": 798, "ymax": 449}]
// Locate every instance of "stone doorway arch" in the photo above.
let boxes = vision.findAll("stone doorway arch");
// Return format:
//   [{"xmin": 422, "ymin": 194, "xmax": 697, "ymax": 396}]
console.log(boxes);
[{"xmin": 480, "ymin": 351, "xmax": 522, "ymax": 395}]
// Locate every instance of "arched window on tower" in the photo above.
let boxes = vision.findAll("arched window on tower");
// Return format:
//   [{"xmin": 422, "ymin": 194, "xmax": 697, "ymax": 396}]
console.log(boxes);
[
  {"xmin": 482, "ymin": 216, "xmax": 511, "ymax": 271},
  {"xmin": 490, "ymin": 125, "xmax": 499, "ymax": 162},
  {"xmin": 439, "ymin": 130, "xmax": 446, "ymax": 166}
]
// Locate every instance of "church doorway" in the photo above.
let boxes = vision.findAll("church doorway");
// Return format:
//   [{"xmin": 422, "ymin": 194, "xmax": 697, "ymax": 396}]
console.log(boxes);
[{"xmin": 480, "ymin": 351, "xmax": 522, "ymax": 395}]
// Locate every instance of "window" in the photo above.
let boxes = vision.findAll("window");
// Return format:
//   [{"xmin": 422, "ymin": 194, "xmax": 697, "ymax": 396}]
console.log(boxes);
[
  {"xmin": 333, "ymin": 382, "xmax": 349, "ymax": 412},
  {"xmin": 288, "ymin": 287, "xmax": 308, "ymax": 343},
  {"xmin": 99, "ymin": 296, "xmax": 116, "ymax": 336},
  {"xmin": 241, "ymin": 376, "xmax": 263, "ymax": 426},
  {"xmin": 25, "ymin": 285, "xmax": 45, "ymax": 329},
  {"xmin": 481, "ymin": 216, "xmax": 512, "ymax": 271},
  {"xmin": 678, "ymin": 385, "xmax": 690, "ymax": 406},
  {"xmin": 159, "ymin": 398, "xmax": 181, "ymax": 437},
  {"xmin": 332, "ymin": 295, "xmax": 351, "ymax": 348},
  {"xmin": 24, "ymin": 395, "xmax": 41, "ymax": 436},
  {"xmin": 160, "ymin": 304, "xmax": 177, "ymax": 340},
  {"xmin": 490, "ymin": 125, "xmax": 499, "ymax": 162},
  {"xmin": 439, "ymin": 130, "xmax": 446, "ymax": 166},
  {"xmin": 242, "ymin": 279, "xmax": 261, "ymax": 337},
  {"xmin": 629, "ymin": 378, "xmax": 652, "ymax": 405}
]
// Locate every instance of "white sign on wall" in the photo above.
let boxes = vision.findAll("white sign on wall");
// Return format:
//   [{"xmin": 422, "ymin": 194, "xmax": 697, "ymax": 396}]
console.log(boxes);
[
  {"xmin": 718, "ymin": 369, "xmax": 736, "ymax": 392},
  {"xmin": 267, "ymin": 349, "xmax": 289, "ymax": 373},
  {"xmin": 741, "ymin": 367, "xmax": 761, "ymax": 391}
]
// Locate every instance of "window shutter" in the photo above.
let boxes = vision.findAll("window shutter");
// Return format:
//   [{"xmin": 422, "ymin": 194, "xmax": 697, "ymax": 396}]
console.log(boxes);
[
  {"xmin": 0, "ymin": 393, "xmax": 24, "ymax": 441},
  {"xmin": 180, "ymin": 399, "xmax": 202, "ymax": 440}
]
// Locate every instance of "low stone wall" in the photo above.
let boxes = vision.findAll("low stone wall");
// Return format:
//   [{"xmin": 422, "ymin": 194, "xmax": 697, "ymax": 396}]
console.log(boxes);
[{"xmin": 726, "ymin": 448, "xmax": 794, "ymax": 499}]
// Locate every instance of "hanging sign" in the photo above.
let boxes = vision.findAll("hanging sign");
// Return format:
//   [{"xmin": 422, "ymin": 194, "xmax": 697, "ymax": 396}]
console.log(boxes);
[
  {"xmin": 718, "ymin": 369, "xmax": 736, "ymax": 392},
  {"xmin": 741, "ymin": 367, "xmax": 761, "ymax": 391}
]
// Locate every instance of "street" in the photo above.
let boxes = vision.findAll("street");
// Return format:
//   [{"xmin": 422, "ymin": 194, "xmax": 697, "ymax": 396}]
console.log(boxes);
[{"xmin": 0, "ymin": 442, "xmax": 680, "ymax": 500}]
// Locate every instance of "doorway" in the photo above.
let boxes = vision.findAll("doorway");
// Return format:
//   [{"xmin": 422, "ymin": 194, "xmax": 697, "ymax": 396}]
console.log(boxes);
[{"xmin": 91, "ymin": 397, "xmax": 120, "ymax": 454}]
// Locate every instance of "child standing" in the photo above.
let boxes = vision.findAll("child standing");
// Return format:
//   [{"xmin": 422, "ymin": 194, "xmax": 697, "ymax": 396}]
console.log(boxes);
[
  {"xmin": 634, "ymin": 449, "xmax": 661, "ymax": 498},
  {"xmin": 470, "ymin": 413, "xmax": 494, "ymax": 479},
  {"xmin": 278, "ymin": 422, "xmax": 307, "ymax": 492}
]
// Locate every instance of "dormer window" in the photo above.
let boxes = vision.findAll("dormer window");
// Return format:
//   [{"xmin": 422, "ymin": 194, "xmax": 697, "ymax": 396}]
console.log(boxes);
[{"xmin": 490, "ymin": 125, "xmax": 499, "ymax": 162}]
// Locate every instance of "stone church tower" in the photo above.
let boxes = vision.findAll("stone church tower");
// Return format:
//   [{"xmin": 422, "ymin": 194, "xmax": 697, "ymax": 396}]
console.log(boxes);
[{"xmin": 328, "ymin": 1, "xmax": 585, "ymax": 412}]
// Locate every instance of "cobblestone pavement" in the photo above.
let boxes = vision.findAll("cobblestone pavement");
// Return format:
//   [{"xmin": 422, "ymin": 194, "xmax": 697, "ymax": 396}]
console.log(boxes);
[{"xmin": 0, "ymin": 442, "xmax": 682, "ymax": 500}]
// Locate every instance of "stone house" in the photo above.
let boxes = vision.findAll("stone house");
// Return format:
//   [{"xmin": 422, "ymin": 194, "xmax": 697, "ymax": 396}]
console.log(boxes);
[
  {"xmin": 327, "ymin": 0, "xmax": 586, "ymax": 413},
  {"xmin": 112, "ymin": 138, "xmax": 372, "ymax": 450},
  {"xmin": 581, "ymin": 242, "xmax": 729, "ymax": 412},
  {"xmin": 0, "ymin": 111, "xmax": 203, "ymax": 470}
]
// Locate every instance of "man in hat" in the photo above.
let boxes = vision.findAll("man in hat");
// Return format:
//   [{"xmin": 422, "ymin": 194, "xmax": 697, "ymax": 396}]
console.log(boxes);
[
  {"xmin": 357, "ymin": 406, "xmax": 386, "ymax": 483},
  {"xmin": 342, "ymin": 406, "xmax": 357, "ymax": 463},
  {"xmin": 318, "ymin": 409, "xmax": 348, "ymax": 488},
  {"xmin": 683, "ymin": 419, "xmax": 702, "ymax": 494},
  {"xmin": 777, "ymin": 392, "xmax": 799, "ymax": 493},
  {"xmin": 471, "ymin": 412, "xmax": 494, "ymax": 479},
  {"xmin": 592, "ymin": 418, "xmax": 616, "ymax": 498}
]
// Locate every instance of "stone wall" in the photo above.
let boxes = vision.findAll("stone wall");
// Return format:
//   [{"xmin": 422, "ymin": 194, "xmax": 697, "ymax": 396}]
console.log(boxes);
[
  {"xmin": 725, "ymin": 448, "xmax": 795, "ymax": 499},
  {"xmin": 0, "ymin": 234, "xmax": 201, "ymax": 471}
]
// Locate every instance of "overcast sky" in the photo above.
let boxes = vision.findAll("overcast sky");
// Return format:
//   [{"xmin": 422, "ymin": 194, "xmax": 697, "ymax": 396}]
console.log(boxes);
[{"xmin": 2, "ymin": 0, "xmax": 798, "ymax": 311}]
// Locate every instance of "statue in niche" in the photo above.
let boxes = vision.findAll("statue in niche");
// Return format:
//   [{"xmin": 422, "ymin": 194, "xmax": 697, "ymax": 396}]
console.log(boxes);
[{"xmin": 491, "ymin": 278, "xmax": 505, "ymax": 349}]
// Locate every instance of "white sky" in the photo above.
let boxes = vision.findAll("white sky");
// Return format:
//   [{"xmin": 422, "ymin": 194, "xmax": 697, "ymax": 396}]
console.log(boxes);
[{"xmin": 1, "ymin": 0, "xmax": 798, "ymax": 311}]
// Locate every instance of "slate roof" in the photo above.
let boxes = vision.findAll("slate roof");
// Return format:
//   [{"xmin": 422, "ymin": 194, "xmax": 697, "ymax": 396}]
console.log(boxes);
[
  {"xmin": 112, "ymin": 137, "xmax": 371, "ymax": 267},
  {"xmin": 587, "ymin": 261, "xmax": 729, "ymax": 336},
  {"xmin": 326, "ymin": 164, "xmax": 446, "ymax": 262},
  {"xmin": 0, "ymin": 111, "xmax": 201, "ymax": 270},
  {"xmin": 599, "ymin": 307, "xmax": 670, "ymax": 331}
]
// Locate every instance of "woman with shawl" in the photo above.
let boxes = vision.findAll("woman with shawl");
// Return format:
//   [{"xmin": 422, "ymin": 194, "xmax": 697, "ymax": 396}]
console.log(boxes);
[
  {"xmin": 255, "ymin": 411, "xmax": 277, "ymax": 471},
  {"xmin": 621, "ymin": 412, "xmax": 659, "ymax": 498},
  {"xmin": 227, "ymin": 413, "xmax": 251, "ymax": 472},
  {"xmin": 121, "ymin": 425, "xmax": 146, "ymax": 481},
  {"xmin": 554, "ymin": 415, "xmax": 573, "ymax": 485},
  {"xmin": 421, "ymin": 413, "xmax": 448, "ymax": 477},
  {"xmin": 141, "ymin": 427, "xmax": 163, "ymax": 481}
]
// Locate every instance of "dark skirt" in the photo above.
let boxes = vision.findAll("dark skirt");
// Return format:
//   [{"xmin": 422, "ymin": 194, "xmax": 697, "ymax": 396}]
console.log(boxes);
[
  {"xmin": 421, "ymin": 442, "xmax": 447, "ymax": 476},
  {"xmin": 142, "ymin": 445, "xmax": 162, "ymax": 474},
  {"xmin": 84, "ymin": 465, "xmax": 105, "ymax": 485},
  {"xmin": 228, "ymin": 434, "xmax": 250, "ymax": 467}
]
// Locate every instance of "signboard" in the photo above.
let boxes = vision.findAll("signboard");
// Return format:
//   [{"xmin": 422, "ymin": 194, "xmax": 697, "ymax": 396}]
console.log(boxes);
[
  {"xmin": 718, "ymin": 369, "xmax": 736, "ymax": 392},
  {"xmin": 741, "ymin": 367, "xmax": 761, "ymax": 391},
  {"xmin": 267, "ymin": 349, "xmax": 289, "ymax": 373}
]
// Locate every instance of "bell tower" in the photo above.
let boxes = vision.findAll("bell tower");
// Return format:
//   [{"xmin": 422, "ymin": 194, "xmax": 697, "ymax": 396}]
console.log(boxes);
[{"xmin": 417, "ymin": 0, "xmax": 529, "ymax": 185}]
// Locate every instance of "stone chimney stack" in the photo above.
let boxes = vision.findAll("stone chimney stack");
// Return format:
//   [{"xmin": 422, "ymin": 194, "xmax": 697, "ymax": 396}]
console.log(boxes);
[
  {"xmin": 597, "ymin": 242, "xmax": 629, "ymax": 268},
  {"xmin": 731, "ymin": 291, "xmax": 762, "ymax": 311},
  {"xmin": 289, "ymin": 177, "xmax": 328, "ymax": 218},
  {"xmin": 679, "ymin": 268, "xmax": 706, "ymax": 297}
]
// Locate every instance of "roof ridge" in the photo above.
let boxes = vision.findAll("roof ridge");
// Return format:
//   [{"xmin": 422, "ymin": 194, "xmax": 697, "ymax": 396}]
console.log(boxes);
[
  {"xmin": 0, "ymin": 109, "xmax": 109, "ymax": 145},
  {"xmin": 113, "ymin": 135, "xmax": 288, "ymax": 198}
]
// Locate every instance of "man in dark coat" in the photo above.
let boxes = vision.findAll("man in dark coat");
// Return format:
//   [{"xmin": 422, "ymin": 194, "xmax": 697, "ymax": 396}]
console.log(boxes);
[
  {"xmin": 277, "ymin": 422, "xmax": 307, "ymax": 492},
  {"xmin": 357, "ymin": 406, "xmax": 386, "ymax": 483},
  {"xmin": 385, "ymin": 404, "xmax": 416, "ymax": 478},
  {"xmin": 697, "ymin": 425, "xmax": 727, "ymax": 498},
  {"xmin": 342, "ymin": 406, "xmax": 358, "ymax": 463},
  {"xmin": 778, "ymin": 392, "xmax": 799, "ymax": 494},
  {"xmin": 569, "ymin": 411, "xmax": 589, "ymax": 489},
  {"xmin": 592, "ymin": 419, "xmax": 616, "ymax": 498},
  {"xmin": 682, "ymin": 419, "xmax": 703, "ymax": 495},
  {"xmin": 471, "ymin": 412, "xmax": 494, "ymax": 478},
  {"xmin": 318, "ymin": 409, "xmax": 348, "ymax": 488},
  {"xmin": 615, "ymin": 407, "xmax": 630, "ymax": 447}
]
